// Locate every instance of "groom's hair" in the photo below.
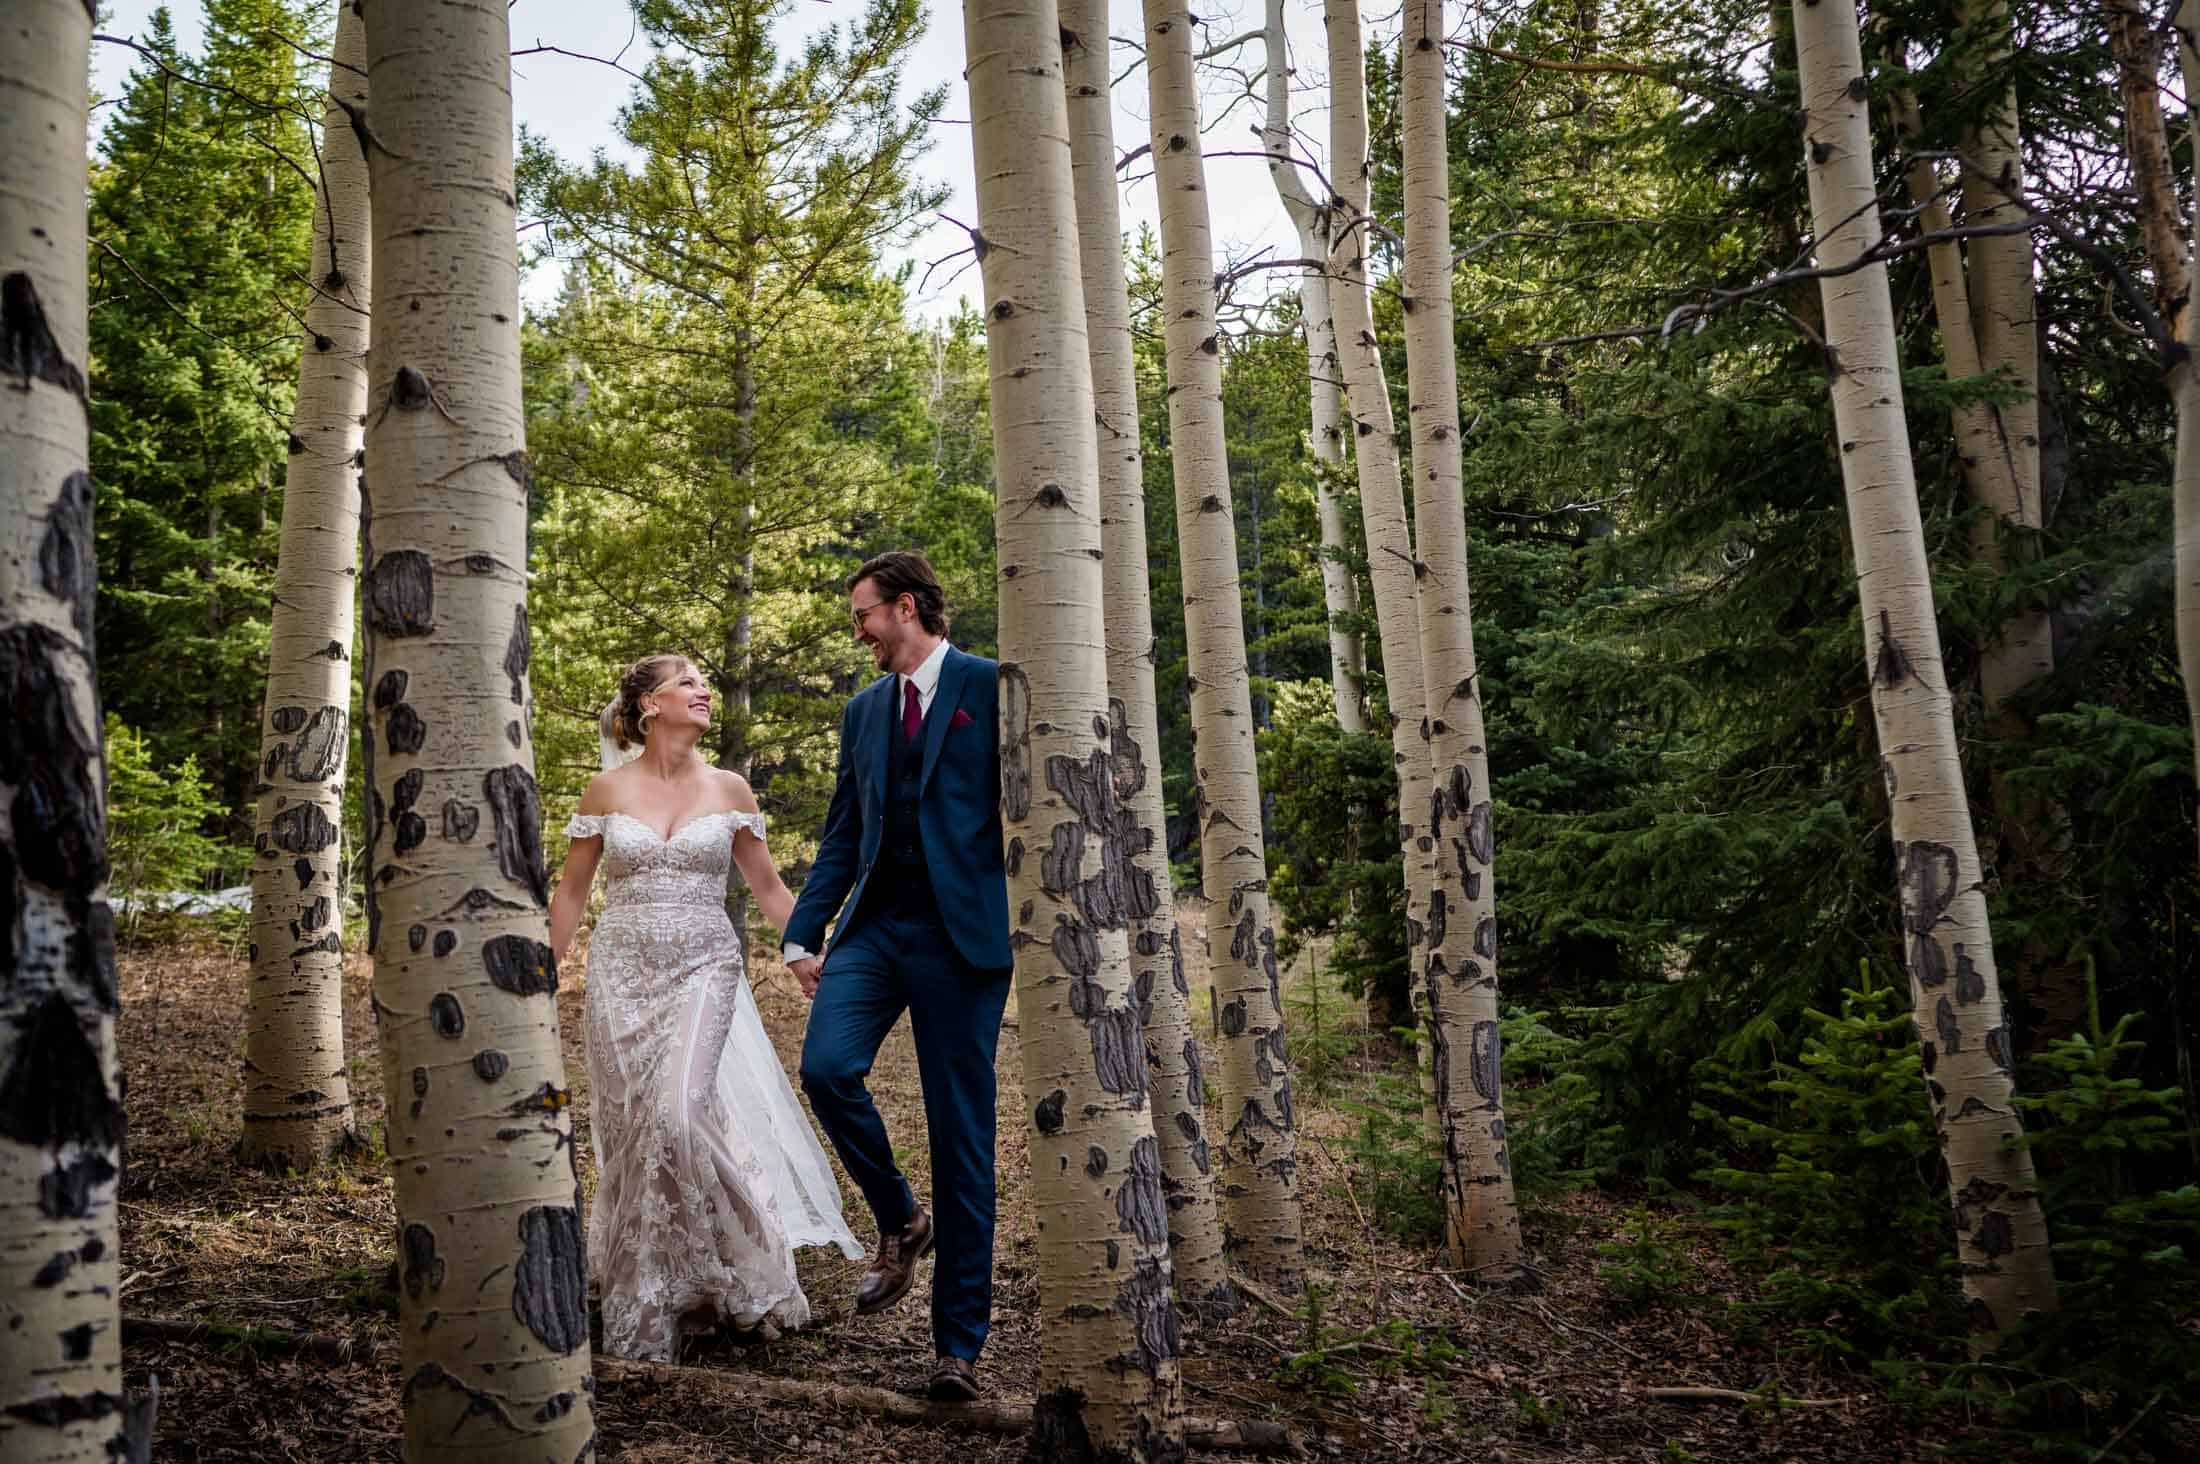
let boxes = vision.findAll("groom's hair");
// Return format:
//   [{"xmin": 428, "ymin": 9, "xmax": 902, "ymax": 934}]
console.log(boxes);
[{"xmin": 849, "ymin": 550, "xmax": 948, "ymax": 636}]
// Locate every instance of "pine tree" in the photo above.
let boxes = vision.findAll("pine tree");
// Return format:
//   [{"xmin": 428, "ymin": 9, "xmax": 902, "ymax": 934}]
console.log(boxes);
[
  {"xmin": 1, "ymin": 2, "xmax": 136, "ymax": 1457},
  {"xmin": 358, "ymin": 0, "xmax": 594, "ymax": 1452},
  {"xmin": 1144, "ymin": 0, "xmax": 1303, "ymax": 1295},
  {"xmin": 1399, "ymin": 0, "xmax": 1526, "ymax": 1279},
  {"xmin": 1791, "ymin": 0, "xmax": 2056, "ymax": 1343},
  {"xmin": 966, "ymin": 0, "xmax": 1187, "ymax": 1454},
  {"xmin": 241, "ymin": 0, "xmax": 368, "ymax": 1171},
  {"xmin": 521, "ymin": 0, "xmax": 943, "ymax": 826},
  {"xmin": 88, "ymin": 1, "xmax": 318, "ymax": 816},
  {"xmin": 1059, "ymin": 0, "xmax": 1232, "ymax": 1318}
]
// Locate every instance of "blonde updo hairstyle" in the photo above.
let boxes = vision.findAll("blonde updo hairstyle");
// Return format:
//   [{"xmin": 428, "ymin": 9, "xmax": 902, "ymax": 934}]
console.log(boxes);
[{"xmin": 599, "ymin": 653, "xmax": 692, "ymax": 753}]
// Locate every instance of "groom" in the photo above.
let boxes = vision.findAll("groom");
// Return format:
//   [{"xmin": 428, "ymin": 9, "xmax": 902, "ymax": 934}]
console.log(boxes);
[{"xmin": 784, "ymin": 550, "xmax": 1012, "ymax": 1402}]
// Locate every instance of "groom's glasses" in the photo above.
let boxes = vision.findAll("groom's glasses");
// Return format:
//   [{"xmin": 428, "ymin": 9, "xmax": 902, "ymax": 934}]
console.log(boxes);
[{"xmin": 850, "ymin": 598, "xmax": 893, "ymax": 632}]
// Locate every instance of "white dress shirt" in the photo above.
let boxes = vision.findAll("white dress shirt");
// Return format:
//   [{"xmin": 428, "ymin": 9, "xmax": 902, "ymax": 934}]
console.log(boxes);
[{"xmin": 783, "ymin": 639, "xmax": 952, "ymax": 964}]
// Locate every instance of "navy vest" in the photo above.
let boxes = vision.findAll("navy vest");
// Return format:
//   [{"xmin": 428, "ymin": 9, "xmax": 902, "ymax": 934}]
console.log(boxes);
[{"xmin": 875, "ymin": 689, "xmax": 931, "ymax": 905}]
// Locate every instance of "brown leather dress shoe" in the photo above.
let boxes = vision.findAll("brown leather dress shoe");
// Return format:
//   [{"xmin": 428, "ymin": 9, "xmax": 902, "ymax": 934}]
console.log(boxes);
[
  {"xmin": 926, "ymin": 1356, "xmax": 980, "ymax": 1401},
  {"xmin": 853, "ymin": 1204, "xmax": 934, "ymax": 1315}
]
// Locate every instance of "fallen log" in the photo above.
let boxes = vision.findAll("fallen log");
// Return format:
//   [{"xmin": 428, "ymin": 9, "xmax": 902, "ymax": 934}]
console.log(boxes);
[
  {"xmin": 122, "ymin": 1314, "xmax": 382, "ymax": 1365},
  {"xmin": 595, "ymin": 1357, "xmax": 1303, "ymax": 1456},
  {"xmin": 1643, "ymin": 1385, "xmax": 1849, "ymax": 1408},
  {"xmin": 119, "ymin": 1315, "xmax": 1301, "ymax": 1454}
]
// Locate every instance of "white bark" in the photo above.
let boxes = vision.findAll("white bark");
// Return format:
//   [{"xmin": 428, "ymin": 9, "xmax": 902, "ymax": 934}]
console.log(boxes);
[
  {"xmin": 1399, "ymin": 0, "xmax": 1526, "ymax": 1279},
  {"xmin": 1953, "ymin": 0, "xmax": 2045, "ymax": 648},
  {"xmin": 359, "ymin": 1, "xmax": 594, "ymax": 1454},
  {"xmin": 0, "ymin": 4, "xmax": 136, "ymax": 1459},
  {"xmin": 1144, "ymin": 0, "xmax": 1305, "ymax": 1295},
  {"xmin": 243, "ymin": 0, "xmax": 370, "ymax": 1171},
  {"xmin": 1060, "ymin": 0, "xmax": 1233, "ymax": 1321},
  {"xmin": 1262, "ymin": 0, "xmax": 1366, "ymax": 734},
  {"xmin": 1791, "ymin": 0, "xmax": 2056, "ymax": 1343},
  {"xmin": 967, "ymin": 1, "xmax": 1188, "ymax": 1454},
  {"xmin": 1326, "ymin": 0, "xmax": 1434, "ymax": 1039}
]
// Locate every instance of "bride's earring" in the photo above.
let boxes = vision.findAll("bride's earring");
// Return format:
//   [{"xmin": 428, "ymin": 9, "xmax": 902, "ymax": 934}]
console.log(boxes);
[{"xmin": 637, "ymin": 700, "xmax": 658, "ymax": 737}]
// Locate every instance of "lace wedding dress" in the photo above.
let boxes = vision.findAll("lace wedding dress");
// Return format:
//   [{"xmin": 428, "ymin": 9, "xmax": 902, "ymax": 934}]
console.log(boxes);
[{"xmin": 565, "ymin": 808, "xmax": 863, "ymax": 1362}]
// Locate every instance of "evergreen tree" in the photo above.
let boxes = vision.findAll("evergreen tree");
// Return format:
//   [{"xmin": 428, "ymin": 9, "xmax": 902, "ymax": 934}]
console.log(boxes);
[
  {"xmin": 88, "ymin": 1, "xmax": 319, "ymax": 825},
  {"xmin": 521, "ymin": 0, "xmax": 947, "ymax": 854}
]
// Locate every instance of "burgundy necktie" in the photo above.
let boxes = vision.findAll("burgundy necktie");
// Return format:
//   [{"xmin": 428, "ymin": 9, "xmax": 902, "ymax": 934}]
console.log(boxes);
[{"xmin": 902, "ymin": 679, "xmax": 922, "ymax": 743}]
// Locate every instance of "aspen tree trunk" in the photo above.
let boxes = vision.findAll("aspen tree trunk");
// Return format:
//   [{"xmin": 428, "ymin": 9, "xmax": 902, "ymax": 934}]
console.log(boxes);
[
  {"xmin": 1889, "ymin": 41, "xmax": 2075, "ymax": 1046},
  {"xmin": 1144, "ymin": 0, "xmax": 1304, "ymax": 1295},
  {"xmin": 359, "ymin": 1, "xmax": 594, "ymax": 1454},
  {"xmin": 2173, "ymin": 5, "xmax": 2200, "ymax": 854},
  {"xmin": 967, "ymin": 2, "xmax": 1188, "ymax": 1456},
  {"xmin": 2113, "ymin": 0, "xmax": 2200, "ymax": 849},
  {"xmin": 0, "ymin": 5, "xmax": 138, "ymax": 1458},
  {"xmin": 1954, "ymin": 0, "xmax": 2049, "ymax": 718},
  {"xmin": 1399, "ymin": 0, "xmax": 1526, "ymax": 1280},
  {"xmin": 242, "ymin": 0, "xmax": 370, "ymax": 1170},
  {"xmin": 1261, "ymin": 0, "xmax": 1366, "ymax": 734},
  {"xmin": 1792, "ymin": 0, "xmax": 2056, "ymax": 1343},
  {"xmin": 1327, "ymin": 0, "xmax": 1433, "ymax": 1040},
  {"xmin": 1060, "ymin": 0, "xmax": 1235, "ymax": 1323}
]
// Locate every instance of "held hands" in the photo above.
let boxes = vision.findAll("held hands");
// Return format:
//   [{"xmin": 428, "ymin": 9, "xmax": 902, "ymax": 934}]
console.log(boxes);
[{"xmin": 788, "ymin": 955, "xmax": 824, "ymax": 1000}]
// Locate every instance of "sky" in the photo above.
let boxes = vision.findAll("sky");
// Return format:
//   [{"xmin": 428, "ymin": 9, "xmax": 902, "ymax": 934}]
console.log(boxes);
[{"xmin": 90, "ymin": 0, "xmax": 1382, "ymax": 319}]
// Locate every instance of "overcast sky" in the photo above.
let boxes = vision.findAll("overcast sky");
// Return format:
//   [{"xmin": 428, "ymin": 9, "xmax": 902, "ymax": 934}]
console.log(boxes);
[{"xmin": 91, "ymin": 0, "xmax": 1382, "ymax": 318}]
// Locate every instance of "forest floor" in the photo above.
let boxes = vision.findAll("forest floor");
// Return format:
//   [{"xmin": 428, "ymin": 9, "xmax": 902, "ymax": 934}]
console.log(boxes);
[{"xmin": 116, "ymin": 910, "xmax": 1948, "ymax": 1463}]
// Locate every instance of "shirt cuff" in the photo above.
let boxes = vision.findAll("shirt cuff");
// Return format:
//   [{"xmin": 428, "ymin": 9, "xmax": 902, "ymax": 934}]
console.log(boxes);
[{"xmin": 781, "ymin": 942, "xmax": 812, "ymax": 963}]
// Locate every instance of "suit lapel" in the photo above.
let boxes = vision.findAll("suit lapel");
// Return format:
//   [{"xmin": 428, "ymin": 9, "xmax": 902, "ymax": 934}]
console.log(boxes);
[
  {"xmin": 864, "ymin": 675, "xmax": 894, "ymax": 806},
  {"xmin": 918, "ymin": 648, "xmax": 964, "ymax": 791}
]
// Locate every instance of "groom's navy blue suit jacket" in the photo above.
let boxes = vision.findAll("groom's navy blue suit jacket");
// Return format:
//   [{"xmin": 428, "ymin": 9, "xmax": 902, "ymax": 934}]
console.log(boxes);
[{"xmin": 785, "ymin": 645, "xmax": 1011, "ymax": 972}]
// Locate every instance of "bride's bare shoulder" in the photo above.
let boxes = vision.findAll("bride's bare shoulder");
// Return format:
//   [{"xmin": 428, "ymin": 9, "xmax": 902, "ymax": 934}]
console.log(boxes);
[
  {"xmin": 709, "ymin": 766, "xmax": 761, "ymax": 814},
  {"xmin": 576, "ymin": 768, "xmax": 627, "ymax": 816}
]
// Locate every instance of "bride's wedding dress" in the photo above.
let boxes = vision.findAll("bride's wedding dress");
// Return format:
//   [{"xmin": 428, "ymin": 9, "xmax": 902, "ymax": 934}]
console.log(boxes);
[{"xmin": 565, "ymin": 807, "xmax": 862, "ymax": 1362}]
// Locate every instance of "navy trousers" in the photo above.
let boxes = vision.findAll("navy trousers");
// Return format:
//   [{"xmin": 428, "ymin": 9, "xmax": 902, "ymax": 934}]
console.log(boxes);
[{"xmin": 798, "ymin": 898, "xmax": 1011, "ymax": 1361}]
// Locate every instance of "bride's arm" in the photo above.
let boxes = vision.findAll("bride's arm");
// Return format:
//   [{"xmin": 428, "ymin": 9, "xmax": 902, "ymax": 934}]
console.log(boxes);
[
  {"xmin": 725, "ymin": 774, "xmax": 795, "ymax": 934},
  {"xmin": 548, "ymin": 775, "xmax": 612, "ymax": 962}
]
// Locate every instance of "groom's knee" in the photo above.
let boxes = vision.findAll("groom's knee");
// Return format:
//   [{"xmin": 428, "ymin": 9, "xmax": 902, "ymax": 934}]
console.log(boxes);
[{"xmin": 798, "ymin": 1043, "xmax": 866, "ymax": 1104}]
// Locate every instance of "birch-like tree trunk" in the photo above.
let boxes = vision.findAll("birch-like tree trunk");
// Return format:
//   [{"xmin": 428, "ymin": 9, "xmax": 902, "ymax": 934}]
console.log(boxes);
[
  {"xmin": 1060, "ymin": 0, "xmax": 1235, "ymax": 1322},
  {"xmin": 359, "ymin": 1, "xmax": 594, "ymax": 1453},
  {"xmin": 967, "ymin": 1, "xmax": 1188, "ymax": 1454},
  {"xmin": 0, "ymin": 5, "xmax": 137, "ymax": 1458},
  {"xmin": 1326, "ymin": 0, "xmax": 1433, "ymax": 1040},
  {"xmin": 1792, "ymin": 0, "xmax": 2056, "ymax": 1343},
  {"xmin": 1145, "ymin": 0, "xmax": 1304, "ymax": 1295},
  {"xmin": 1890, "ymin": 34, "xmax": 2075, "ymax": 1045},
  {"xmin": 1399, "ymin": 0, "xmax": 1525, "ymax": 1280},
  {"xmin": 1261, "ymin": 0, "xmax": 1366, "ymax": 734},
  {"xmin": 1952, "ymin": 2, "xmax": 2043, "ymax": 684},
  {"xmin": 242, "ymin": 0, "xmax": 370, "ymax": 1170},
  {"xmin": 2110, "ymin": 0, "xmax": 2200, "ymax": 861}
]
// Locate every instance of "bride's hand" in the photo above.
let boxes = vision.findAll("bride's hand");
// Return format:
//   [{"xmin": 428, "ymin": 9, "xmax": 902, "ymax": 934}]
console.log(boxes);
[{"xmin": 787, "ymin": 955, "xmax": 823, "ymax": 1000}]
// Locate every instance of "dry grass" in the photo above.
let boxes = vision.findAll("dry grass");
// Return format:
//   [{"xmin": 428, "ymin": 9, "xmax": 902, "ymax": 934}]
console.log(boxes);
[{"xmin": 116, "ymin": 904, "xmax": 1928, "ymax": 1461}]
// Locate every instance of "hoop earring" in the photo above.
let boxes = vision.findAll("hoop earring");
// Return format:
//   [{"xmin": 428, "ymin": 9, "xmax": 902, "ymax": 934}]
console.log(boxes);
[{"xmin": 637, "ymin": 703, "xmax": 658, "ymax": 736}]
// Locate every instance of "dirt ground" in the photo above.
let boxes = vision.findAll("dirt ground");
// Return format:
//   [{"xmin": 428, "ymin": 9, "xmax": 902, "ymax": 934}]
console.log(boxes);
[{"xmin": 115, "ymin": 909, "xmax": 1943, "ymax": 1462}]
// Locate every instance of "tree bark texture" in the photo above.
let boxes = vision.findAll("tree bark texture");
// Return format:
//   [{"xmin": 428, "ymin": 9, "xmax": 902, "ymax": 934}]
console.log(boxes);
[
  {"xmin": 1951, "ymin": 0, "xmax": 2049, "ymax": 715},
  {"xmin": 1060, "ymin": 0, "xmax": 1233, "ymax": 1323},
  {"xmin": 242, "ymin": 0, "xmax": 371, "ymax": 1170},
  {"xmin": 1326, "ymin": 0, "xmax": 1433, "ymax": 1040},
  {"xmin": 1262, "ymin": 0, "xmax": 1366, "ymax": 734},
  {"xmin": 1399, "ymin": 0, "xmax": 1526, "ymax": 1280},
  {"xmin": 2108, "ymin": 0, "xmax": 2200, "ymax": 872},
  {"xmin": 0, "ymin": 6, "xmax": 135, "ymax": 1459},
  {"xmin": 1144, "ymin": 0, "xmax": 1304, "ymax": 1297},
  {"xmin": 965, "ymin": 0, "xmax": 1189, "ymax": 1456},
  {"xmin": 1792, "ymin": 0, "xmax": 2057, "ymax": 1343},
  {"xmin": 358, "ymin": 0, "xmax": 595, "ymax": 1455}
]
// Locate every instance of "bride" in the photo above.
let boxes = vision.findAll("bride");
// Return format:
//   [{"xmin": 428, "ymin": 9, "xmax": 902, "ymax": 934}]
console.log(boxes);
[{"xmin": 549, "ymin": 652, "xmax": 862, "ymax": 1362}]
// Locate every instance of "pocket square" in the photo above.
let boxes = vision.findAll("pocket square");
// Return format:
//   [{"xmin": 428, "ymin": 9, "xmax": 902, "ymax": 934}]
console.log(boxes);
[{"xmin": 950, "ymin": 707, "xmax": 975, "ymax": 730}]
